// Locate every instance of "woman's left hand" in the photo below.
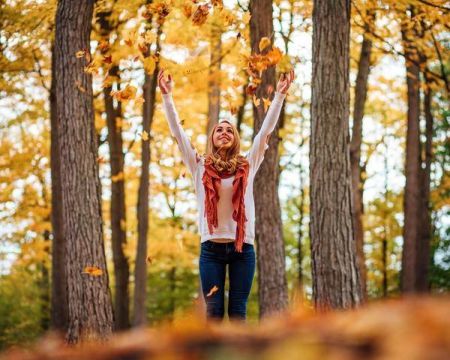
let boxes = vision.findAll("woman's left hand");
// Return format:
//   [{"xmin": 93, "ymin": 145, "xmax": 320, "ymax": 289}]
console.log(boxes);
[{"xmin": 276, "ymin": 69, "xmax": 295, "ymax": 94}]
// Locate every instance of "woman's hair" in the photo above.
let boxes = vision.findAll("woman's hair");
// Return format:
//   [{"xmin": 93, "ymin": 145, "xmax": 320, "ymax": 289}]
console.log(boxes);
[{"xmin": 205, "ymin": 120, "xmax": 247, "ymax": 173}]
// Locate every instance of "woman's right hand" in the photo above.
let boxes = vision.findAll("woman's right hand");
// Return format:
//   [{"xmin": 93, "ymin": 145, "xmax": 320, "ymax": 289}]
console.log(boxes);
[{"xmin": 158, "ymin": 69, "xmax": 173, "ymax": 94}]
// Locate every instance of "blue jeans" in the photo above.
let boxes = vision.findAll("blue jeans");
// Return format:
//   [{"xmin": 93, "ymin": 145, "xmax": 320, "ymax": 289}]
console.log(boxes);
[{"xmin": 199, "ymin": 240, "xmax": 256, "ymax": 322}]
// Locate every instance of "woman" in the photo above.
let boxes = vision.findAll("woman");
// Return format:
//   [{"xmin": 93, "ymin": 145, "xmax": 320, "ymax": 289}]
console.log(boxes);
[{"xmin": 158, "ymin": 68, "xmax": 295, "ymax": 322}]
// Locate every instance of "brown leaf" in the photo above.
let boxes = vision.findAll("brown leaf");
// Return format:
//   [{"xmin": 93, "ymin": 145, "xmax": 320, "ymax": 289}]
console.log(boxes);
[{"xmin": 192, "ymin": 4, "xmax": 209, "ymax": 26}]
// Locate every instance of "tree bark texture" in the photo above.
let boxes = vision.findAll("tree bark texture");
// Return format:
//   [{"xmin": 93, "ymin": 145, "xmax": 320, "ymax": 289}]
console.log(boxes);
[
  {"xmin": 134, "ymin": 25, "xmax": 162, "ymax": 327},
  {"xmin": 310, "ymin": 0, "xmax": 363, "ymax": 310},
  {"xmin": 400, "ymin": 9, "xmax": 422, "ymax": 294},
  {"xmin": 250, "ymin": 0, "xmax": 288, "ymax": 318},
  {"xmin": 50, "ymin": 46, "xmax": 68, "ymax": 332},
  {"xmin": 54, "ymin": 0, "xmax": 114, "ymax": 343},
  {"xmin": 349, "ymin": 10, "xmax": 375, "ymax": 302}
]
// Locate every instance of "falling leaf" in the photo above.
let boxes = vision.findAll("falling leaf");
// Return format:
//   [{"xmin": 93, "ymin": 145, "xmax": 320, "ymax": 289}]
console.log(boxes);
[
  {"xmin": 266, "ymin": 47, "xmax": 283, "ymax": 66},
  {"xmin": 143, "ymin": 30, "xmax": 156, "ymax": 44},
  {"xmin": 141, "ymin": 130, "xmax": 149, "ymax": 141},
  {"xmin": 192, "ymin": 4, "xmax": 209, "ymax": 26},
  {"xmin": 181, "ymin": 170, "xmax": 186, "ymax": 178},
  {"xmin": 75, "ymin": 80, "xmax": 86, "ymax": 93},
  {"xmin": 98, "ymin": 40, "xmax": 110, "ymax": 54},
  {"xmin": 103, "ymin": 55, "xmax": 112, "ymax": 64},
  {"xmin": 111, "ymin": 85, "xmax": 137, "ymax": 102},
  {"xmin": 259, "ymin": 37, "xmax": 271, "ymax": 52},
  {"xmin": 120, "ymin": 219, "xmax": 126, "ymax": 231},
  {"xmin": 253, "ymin": 95, "xmax": 261, "ymax": 107},
  {"xmin": 146, "ymin": 255, "xmax": 153, "ymax": 264},
  {"xmin": 135, "ymin": 96, "xmax": 145, "ymax": 105},
  {"xmin": 75, "ymin": 50, "xmax": 86, "ymax": 58},
  {"xmin": 182, "ymin": 2, "xmax": 193, "ymax": 18},
  {"xmin": 246, "ymin": 83, "xmax": 258, "ymax": 96},
  {"xmin": 83, "ymin": 266, "xmax": 103, "ymax": 276},
  {"xmin": 97, "ymin": 156, "xmax": 107, "ymax": 164},
  {"xmin": 143, "ymin": 56, "xmax": 156, "ymax": 74},
  {"xmin": 125, "ymin": 38, "xmax": 134, "ymax": 47},
  {"xmin": 232, "ymin": 78, "xmax": 242, "ymax": 88},
  {"xmin": 111, "ymin": 172, "xmax": 124, "ymax": 182},
  {"xmin": 206, "ymin": 285, "xmax": 219, "ymax": 297},
  {"xmin": 242, "ymin": 11, "xmax": 251, "ymax": 24},
  {"xmin": 262, "ymin": 97, "xmax": 271, "ymax": 112},
  {"xmin": 102, "ymin": 76, "xmax": 114, "ymax": 89},
  {"xmin": 211, "ymin": 0, "xmax": 223, "ymax": 7},
  {"xmin": 138, "ymin": 43, "xmax": 149, "ymax": 56},
  {"xmin": 230, "ymin": 105, "xmax": 238, "ymax": 115},
  {"xmin": 84, "ymin": 60, "xmax": 100, "ymax": 75}
]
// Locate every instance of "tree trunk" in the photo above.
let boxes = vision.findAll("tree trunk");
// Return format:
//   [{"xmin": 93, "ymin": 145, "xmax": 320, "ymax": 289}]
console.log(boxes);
[
  {"xmin": 50, "ymin": 46, "xmax": 68, "ymax": 332},
  {"xmin": 206, "ymin": 22, "xmax": 222, "ymax": 149},
  {"xmin": 54, "ymin": 0, "xmax": 113, "ymax": 343},
  {"xmin": 250, "ymin": 0, "xmax": 288, "ymax": 318},
  {"xmin": 417, "ymin": 73, "xmax": 433, "ymax": 292},
  {"xmin": 104, "ymin": 66, "xmax": 130, "ymax": 330},
  {"xmin": 310, "ymin": 0, "xmax": 362, "ymax": 310},
  {"xmin": 349, "ymin": 10, "xmax": 375, "ymax": 302},
  {"xmin": 134, "ymin": 25, "xmax": 162, "ymax": 327},
  {"xmin": 97, "ymin": 10, "xmax": 130, "ymax": 331},
  {"xmin": 400, "ymin": 8, "xmax": 422, "ymax": 294},
  {"xmin": 236, "ymin": 78, "xmax": 249, "ymax": 136}
]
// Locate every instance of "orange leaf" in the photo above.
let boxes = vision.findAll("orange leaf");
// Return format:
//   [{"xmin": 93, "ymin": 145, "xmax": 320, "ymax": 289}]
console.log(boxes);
[
  {"xmin": 83, "ymin": 266, "xmax": 103, "ymax": 276},
  {"xmin": 206, "ymin": 285, "xmax": 219, "ymax": 297},
  {"xmin": 192, "ymin": 4, "xmax": 209, "ymax": 26}
]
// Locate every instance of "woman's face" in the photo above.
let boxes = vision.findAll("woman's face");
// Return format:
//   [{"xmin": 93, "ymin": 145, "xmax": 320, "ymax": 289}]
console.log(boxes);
[{"xmin": 213, "ymin": 122, "xmax": 235, "ymax": 150}]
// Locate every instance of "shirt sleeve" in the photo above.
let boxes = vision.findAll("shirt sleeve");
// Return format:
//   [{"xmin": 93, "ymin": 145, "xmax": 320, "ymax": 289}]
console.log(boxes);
[
  {"xmin": 161, "ymin": 93, "xmax": 200, "ymax": 177},
  {"xmin": 246, "ymin": 91, "xmax": 286, "ymax": 174}
]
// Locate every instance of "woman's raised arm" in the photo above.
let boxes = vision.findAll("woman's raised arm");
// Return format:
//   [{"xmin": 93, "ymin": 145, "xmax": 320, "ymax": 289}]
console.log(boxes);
[
  {"xmin": 158, "ymin": 69, "xmax": 200, "ymax": 176},
  {"xmin": 246, "ymin": 69, "xmax": 295, "ymax": 173}
]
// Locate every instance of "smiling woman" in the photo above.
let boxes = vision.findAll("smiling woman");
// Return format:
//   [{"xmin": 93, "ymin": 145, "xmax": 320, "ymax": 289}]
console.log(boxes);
[{"xmin": 158, "ymin": 68, "xmax": 294, "ymax": 322}]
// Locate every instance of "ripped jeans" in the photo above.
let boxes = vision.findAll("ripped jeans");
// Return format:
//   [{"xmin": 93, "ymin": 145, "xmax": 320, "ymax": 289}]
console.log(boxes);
[{"xmin": 199, "ymin": 240, "xmax": 256, "ymax": 321}]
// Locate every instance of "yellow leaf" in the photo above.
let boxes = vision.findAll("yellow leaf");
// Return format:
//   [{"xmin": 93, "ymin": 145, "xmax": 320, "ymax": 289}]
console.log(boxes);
[
  {"xmin": 253, "ymin": 95, "xmax": 260, "ymax": 107},
  {"xmin": 142, "ymin": 130, "xmax": 149, "ymax": 141},
  {"xmin": 262, "ymin": 97, "xmax": 271, "ymax": 112},
  {"xmin": 82, "ymin": 266, "xmax": 103, "ymax": 276},
  {"xmin": 75, "ymin": 50, "xmax": 86, "ymax": 58},
  {"xmin": 242, "ymin": 11, "xmax": 251, "ymax": 24},
  {"xmin": 143, "ymin": 56, "xmax": 156, "ymax": 74},
  {"xmin": 120, "ymin": 219, "xmax": 126, "ymax": 231},
  {"xmin": 259, "ymin": 37, "xmax": 271, "ymax": 52},
  {"xmin": 111, "ymin": 172, "xmax": 124, "ymax": 182}
]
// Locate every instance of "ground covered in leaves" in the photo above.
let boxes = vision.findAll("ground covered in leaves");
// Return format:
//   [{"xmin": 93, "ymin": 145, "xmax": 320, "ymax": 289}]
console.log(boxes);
[{"xmin": 2, "ymin": 296, "xmax": 450, "ymax": 360}]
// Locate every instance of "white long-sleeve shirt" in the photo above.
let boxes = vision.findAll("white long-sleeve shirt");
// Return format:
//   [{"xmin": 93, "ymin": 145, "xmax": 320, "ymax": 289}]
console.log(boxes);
[{"xmin": 161, "ymin": 92, "xmax": 286, "ymax": 245}]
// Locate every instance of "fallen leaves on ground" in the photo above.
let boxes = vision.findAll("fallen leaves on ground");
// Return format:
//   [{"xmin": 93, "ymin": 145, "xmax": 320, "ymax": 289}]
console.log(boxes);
[{"xmin": 3, "ymin": 295, "xmax": 450, "ymax": 359}]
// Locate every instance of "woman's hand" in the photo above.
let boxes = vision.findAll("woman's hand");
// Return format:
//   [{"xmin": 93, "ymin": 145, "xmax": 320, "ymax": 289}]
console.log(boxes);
[
  {"xmin": 158, "ymin": 69, "xmax": 173, "ymax": 94},
  {"xmin": 276, "ymin": 69, "xmax": 295, "ymax": 94}
]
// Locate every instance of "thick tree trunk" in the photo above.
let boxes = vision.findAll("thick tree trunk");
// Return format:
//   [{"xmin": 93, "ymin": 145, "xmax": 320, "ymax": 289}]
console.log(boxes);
[
  {"xmin": 134, "ymin": 25, "xmax": 162, "ymax": 327},
  {"xmin": 54, "ymin": 0, "xmax": 113, "ymax": 343},
  {"xmin": 349, "ymin": 10, "xmax": 374, "ymax": 301},
  {"xmin": 310, "ymin": 0, "xmax": 362, "ymax": 310},
  {"xmin": 50, "ymin": 46, "xmax": 68, "ymax": 332},
  {"xmin": 400, "ymin": 10, "xmax": 422, "ymax": 294},
  {"xmin": 249, "ymin": 0, "xmax": 288, "ymax": 318},
  {"xmin": 206, "ymin": 23, "xmax": 222, "ymax": 149}
]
